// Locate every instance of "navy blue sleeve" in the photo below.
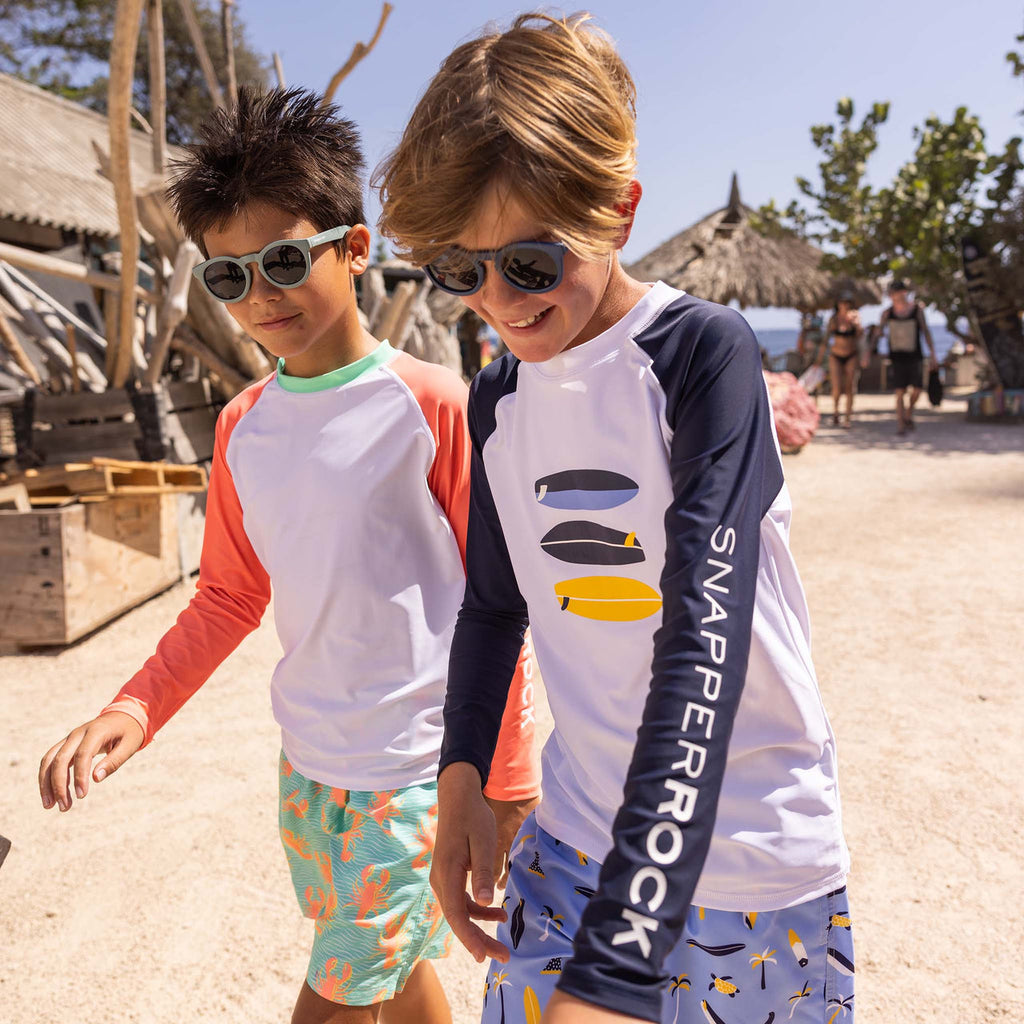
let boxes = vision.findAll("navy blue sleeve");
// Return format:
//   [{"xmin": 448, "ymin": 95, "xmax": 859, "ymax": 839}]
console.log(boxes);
[
  {"xmin": 439, "ymin": 358, "xmax": 529, "ymax": 787},
  {"xmin": 557, "ymin": 304, "xmax": 784, "ymax": 1020}
]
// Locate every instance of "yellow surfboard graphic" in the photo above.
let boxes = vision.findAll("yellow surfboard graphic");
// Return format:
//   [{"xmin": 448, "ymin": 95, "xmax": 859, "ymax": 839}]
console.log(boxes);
[
  {"xmin": 554, "ymin": 576, "xmax": 662, "ymax": 622},
  {"xmin": 523, "ymin": 985, "xmax": 542, "ymax": 1024}
]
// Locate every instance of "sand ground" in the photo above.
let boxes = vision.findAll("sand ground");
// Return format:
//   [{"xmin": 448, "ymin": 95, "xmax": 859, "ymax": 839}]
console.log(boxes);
[{"xmin": 1, "ymin": 392, "xmax": 1022, "ymax": 1023}]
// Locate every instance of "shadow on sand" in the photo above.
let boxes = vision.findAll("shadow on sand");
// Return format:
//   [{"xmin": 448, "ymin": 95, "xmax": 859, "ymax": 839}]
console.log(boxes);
[{"xmin": 807, "ymin": 396, "xmax": 1024, "ymax": 458}]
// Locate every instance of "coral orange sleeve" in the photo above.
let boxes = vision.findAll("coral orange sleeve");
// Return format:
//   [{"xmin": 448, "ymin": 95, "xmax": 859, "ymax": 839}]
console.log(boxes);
[
  {"xmin": 100, "ymin": 378, "xmax": 274, "ymax": 745},
  {"xmin": 392, "ymin": 353, "xmax": 540, "ymax": 801}
]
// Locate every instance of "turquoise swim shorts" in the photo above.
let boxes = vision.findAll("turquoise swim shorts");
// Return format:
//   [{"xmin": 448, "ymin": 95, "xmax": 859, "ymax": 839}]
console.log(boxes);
[{"xmin": 278, "ymin": 752, "xmax": 452, "ymax": 1005}]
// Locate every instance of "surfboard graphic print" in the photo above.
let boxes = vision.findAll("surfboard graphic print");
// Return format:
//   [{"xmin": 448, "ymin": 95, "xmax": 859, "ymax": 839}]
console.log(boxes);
[
  {"xmin": 554, "ymin": 576, "xmax": 662, "ymax": 621},
  {"xmin": 534, "ymin": 469, "xmax": 639, "ymax": 510},
  {"xmin": 540, "ymin": 521, "xmax": 645, "ymax": 565}
]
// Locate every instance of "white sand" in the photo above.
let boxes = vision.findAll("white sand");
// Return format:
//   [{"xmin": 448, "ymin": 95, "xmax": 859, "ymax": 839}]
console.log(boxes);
[{"xmin": 2, "ymin": 392, "xmax": 1022, "ymax": 1022}]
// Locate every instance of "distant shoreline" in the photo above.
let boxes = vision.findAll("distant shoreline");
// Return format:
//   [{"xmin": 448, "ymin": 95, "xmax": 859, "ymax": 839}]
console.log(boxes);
[{"xmin": 755, "ymin": 325, "xmax": 959, "ymax": 362}]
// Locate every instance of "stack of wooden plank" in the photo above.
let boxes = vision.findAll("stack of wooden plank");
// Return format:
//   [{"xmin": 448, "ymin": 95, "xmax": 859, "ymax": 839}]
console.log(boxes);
[{"xmin": 4, "ymin": 456, "xmax": 207, "ymax": 507}]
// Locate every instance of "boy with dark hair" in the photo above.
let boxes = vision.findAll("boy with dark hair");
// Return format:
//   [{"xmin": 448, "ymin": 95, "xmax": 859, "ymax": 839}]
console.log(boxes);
[
  {"xmin": 378, "ymin": 14, "xmax": 854, "ymax": 1024},
  {"xmin": 39, "ymin": 87, "xmax": 538, "ymax": 1024}
]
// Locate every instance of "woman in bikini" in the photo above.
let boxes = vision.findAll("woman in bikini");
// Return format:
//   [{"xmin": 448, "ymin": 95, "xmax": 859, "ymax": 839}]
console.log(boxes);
[{"xmin": 819, "ymin": 292, "xmax": 863, "ymax": 428}]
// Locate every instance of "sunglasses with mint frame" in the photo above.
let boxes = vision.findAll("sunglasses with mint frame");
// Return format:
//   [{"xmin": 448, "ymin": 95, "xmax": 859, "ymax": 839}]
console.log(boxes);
[
  {"xmin": 424, "ymin": 240, "xmax": 569, "ymax": 296},
  {"xmin": 193, "ymin": 225, "xmax": 350, "ymax": 303}
]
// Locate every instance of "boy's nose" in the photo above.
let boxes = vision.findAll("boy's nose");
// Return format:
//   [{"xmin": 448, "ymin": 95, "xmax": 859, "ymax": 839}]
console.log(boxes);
[
  {"xmin": 478, "ymin": 263, "xmax": 529, "ymax": 318},
  {"xmin": 247, "ymin": 263, "xmax": 284, "ymax": 302}
]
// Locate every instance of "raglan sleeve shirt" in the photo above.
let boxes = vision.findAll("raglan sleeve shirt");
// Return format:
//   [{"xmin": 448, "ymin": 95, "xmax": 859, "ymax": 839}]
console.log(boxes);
[
  {"xmin": 413, "ymin": 362, "xmax": 538, "ymax": 802},
  {"xmin": 442, "ymin": 309, "xmax": 785, "ymax": 1021},
  {"xmin": 440, "ymin": 363, "xmax": 533, "ymax": 790},
  {"xmin": 100, "ymin": 381, "xmax": 274, "ymax": 744}
]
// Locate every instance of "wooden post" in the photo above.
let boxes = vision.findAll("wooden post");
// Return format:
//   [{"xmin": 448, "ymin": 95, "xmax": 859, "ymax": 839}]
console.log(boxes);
[
  {"xmin": 0, "ymin": 312, "xmax": 42, "ymax": 386},
  {"xmin": 109, "ymin": 0, "xmax": 146, "ymax": 390},
  {"xmin": 171, "ymin": 324, "xmax": 249, "ymax": 394},
  {"xmin": 65, "ymin": 324, "xmax": 82, "ymax": 392},
  {"xmin": 176, "ymin": 0, "xmax": 226, "ymax": 110},
  {"xmin": 373, "ymin": 280, "xmax": 417, "ymax": 346},
  {"xmin": 221, "ymin": 0, "xmax": 238, "ymax": 106},
  {"xmin": 144, "ymin": 240, "xmax": 200, "ymax": 385},
  {"xmin": 0, "ymin": 242, "xmax": 156, "ymax": 303},
  {"xmin": 273, "ymin": 51, "xmax": 286, "ymax": 88},
  {"xmin": 147, "ymin": 0, "xmax": 167, "ymax": 174}
]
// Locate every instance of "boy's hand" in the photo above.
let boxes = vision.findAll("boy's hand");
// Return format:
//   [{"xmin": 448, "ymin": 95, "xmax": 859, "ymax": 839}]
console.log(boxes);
[
  {"xmin": 432, "ymin": 761, "xmax": 510, "ymax": 964},
  {"xmin": 485, "ymin": 793, "xmax": 539, "ymax": 888},
  {"xmin": 39, "ymin": 711, "xmax": 144, "ymax": 812},
  {"xmin": 542, "ymin": 991, "xmax": 646, "ymax": 1023}
]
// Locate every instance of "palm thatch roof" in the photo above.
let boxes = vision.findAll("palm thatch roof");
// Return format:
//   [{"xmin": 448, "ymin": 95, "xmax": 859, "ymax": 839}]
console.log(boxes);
[
  {"xmin": 626, "ymin": 175, "xmax": 880, "ymax": 310},
  {"xmin": 0, "ymin": 73, "xmax": 180, "ymax": 239}
]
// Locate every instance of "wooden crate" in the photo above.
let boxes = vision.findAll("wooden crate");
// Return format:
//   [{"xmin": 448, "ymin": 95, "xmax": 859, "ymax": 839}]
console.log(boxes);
[
  {"xmin": 13, "ymin": 380, "xmax": 221, "ymax": 467},
  {"xmin": 0, "ymin": 493, "xmax": 182, "ymax": 645}
]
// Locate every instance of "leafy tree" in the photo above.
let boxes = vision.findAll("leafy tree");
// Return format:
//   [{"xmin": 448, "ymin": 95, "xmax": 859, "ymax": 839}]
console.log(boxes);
[
  {"xmin": 0, "ymin": 0, "xmax": 269, "ymax": 144},
  {"xmin": 757, "ymin": 98, "xmax": 1021, "ymax": 338}
]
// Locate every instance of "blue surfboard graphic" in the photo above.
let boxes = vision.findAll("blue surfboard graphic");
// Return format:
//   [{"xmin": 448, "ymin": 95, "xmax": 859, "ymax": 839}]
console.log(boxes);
[{"xmin": 534, "ymin": 470, "xmax": 638, "ymax": 510}]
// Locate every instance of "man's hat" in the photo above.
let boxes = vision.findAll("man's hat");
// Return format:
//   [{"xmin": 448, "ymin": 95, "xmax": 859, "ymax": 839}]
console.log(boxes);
[{"xmin": 889, "ymin": 279, "xmax": 910, "ymax": 293}]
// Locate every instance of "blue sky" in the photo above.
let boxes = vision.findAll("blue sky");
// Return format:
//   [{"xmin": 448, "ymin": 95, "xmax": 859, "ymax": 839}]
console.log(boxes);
[{"xmin": 242, "ymin": 0, "xmax": 1023, "ymax": 327}]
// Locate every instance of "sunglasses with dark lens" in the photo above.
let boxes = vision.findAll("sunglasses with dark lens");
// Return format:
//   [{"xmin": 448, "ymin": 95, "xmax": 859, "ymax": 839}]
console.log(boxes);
[
  {"xmin": 193, "ymin": 225, "xmax": 350, "ymax": 303},
  {"xmin": 424, "ymin": 240, "xmax": 568, "ymax": 296}
]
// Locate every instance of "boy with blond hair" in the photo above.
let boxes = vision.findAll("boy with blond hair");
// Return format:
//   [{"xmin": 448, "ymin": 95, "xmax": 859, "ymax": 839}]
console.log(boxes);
[
  {"xmin": 39, "ymin": 87, "xmax": 538, "ymax": 1024},
  {"xmin": 378, "ymin": 13, "xmax": 854, "ymax": 1024}
]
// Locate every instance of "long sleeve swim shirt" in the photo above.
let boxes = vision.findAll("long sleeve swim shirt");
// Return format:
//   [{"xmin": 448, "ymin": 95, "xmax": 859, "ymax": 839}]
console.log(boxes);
[
  {"xmin": 441, "ymin": 284, "xmax": 849, "ymax": 1019},
  {"xmin": 103, "ymin": 341, "xmax": 537, "ymax": 799}
]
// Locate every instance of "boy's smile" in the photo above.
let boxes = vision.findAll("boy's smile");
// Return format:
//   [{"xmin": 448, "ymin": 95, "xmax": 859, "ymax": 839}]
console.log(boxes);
[
  {"xmin": 203, "ymin": 201, "xmax": 374, "ymax": 377},
  {"xmin": 452, "ymin": 182, "xmax": 648, "ymax": 364}
]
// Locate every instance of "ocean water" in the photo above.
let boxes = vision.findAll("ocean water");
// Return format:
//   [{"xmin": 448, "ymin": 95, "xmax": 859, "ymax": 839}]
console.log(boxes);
[{"xmin": 755, "ymin": 325, "xmax": 959, "ymax": 363}]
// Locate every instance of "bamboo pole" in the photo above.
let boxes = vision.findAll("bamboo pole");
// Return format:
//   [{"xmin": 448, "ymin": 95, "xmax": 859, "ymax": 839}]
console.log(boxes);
[
  {"xmin": 221, "ymin": 0, "xmax": 237, "ymax": 106},
  {"xmin": 171, "ymin": 324, "xmax": 248, "ymax": 394},
  {"xmin": 0, "ymin": 312, "xmax": 43, "ymax": 386},
  {"xmin": 273, "ymin": 52, "xmax": 286, "ymax": 88},
  {"xmin": 176, "ymin": 0, "xmax": 226, "ymax": 110},
  {"xmin": 65, "ymin": 324, "xmax": 82, "ymax": 392},
  {"xmin": 373, "ymin": 279, "xmax": 417, "ymax": 345},
  {"xmin": 147, "ymin": 0, "xmax": 167, "ymax": 173},
  {"xmin": 109, "ymin": 0, "xmax": 146, "ymax": 389},
  {"xmin": 321, "ymin": 3, "xmax": 393, "ymax": 106},
  {"xmin": 144, "ymin": 240, "xmax": 200, "ymax": 385},
  {"xmin": 0, "ymin": 243, "xmax": 156, "ymax": 303}
]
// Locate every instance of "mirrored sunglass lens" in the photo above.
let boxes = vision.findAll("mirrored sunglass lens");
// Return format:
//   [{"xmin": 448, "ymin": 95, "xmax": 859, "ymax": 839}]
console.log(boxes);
[
  {"xmin": 428, "ymin": 261, "xmax": 480, "ymax": 294},
  {"xmin": 263, "ymin": 244, "xmax": 308, "ymax": 285},
  {"xmin": 501, "ymin": 246, "xmax": 560, "ymax": 291},
  {"xmin": 204, "ymin": 260, "xmax": 247, "ymax": 300}
]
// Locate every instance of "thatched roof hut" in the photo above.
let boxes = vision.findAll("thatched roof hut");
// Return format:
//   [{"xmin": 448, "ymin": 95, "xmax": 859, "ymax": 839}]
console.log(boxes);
[
  {"xmin": 627, "ymin": 175, "xmax": 880, "ymax": 311},
  {"xmin": 0, "ymin": 73, "xmax": 178, "ymax": 250}
]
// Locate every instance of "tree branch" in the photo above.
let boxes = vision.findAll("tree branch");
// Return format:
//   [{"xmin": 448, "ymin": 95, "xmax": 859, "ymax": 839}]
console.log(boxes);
[{"xmin": 321, "ymin": 3, "xmax": 392, "ymax": 107}]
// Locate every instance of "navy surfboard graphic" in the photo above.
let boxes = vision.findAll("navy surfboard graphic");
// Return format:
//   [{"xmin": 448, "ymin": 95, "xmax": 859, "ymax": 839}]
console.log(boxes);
[
  {"xmin": 534, "ymin": 470, "xmax": 638, "ymax": 510},
  {"xmin": 540, "ymin": 521, "xmax": 645, "ymax": 565}
]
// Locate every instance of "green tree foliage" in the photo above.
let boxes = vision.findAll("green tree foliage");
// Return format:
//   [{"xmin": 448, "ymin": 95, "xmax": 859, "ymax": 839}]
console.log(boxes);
[
  {"xmin": 757, "ymin": 97, "xmax": 1022, "ymax": 336},
  {"xmin": 0, "ymin": 0, "xmax": 269, "ymax": 144}
]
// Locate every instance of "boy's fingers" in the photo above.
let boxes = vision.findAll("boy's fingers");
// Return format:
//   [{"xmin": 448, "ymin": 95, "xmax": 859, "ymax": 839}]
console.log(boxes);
[
  {"xmin": 469, "ymin": 827, "xmax": 497, "ymax": 905},
  {"xmin": 47, "ymin": 731, "xmax": 85, "ymax": 811},
  {"xmin": 453, "ymin": 894, "xmax": 510, "ymax": 963},
  {"xmin": 71, "ymin": 730, "xmax": 105, "ymax": 801},
  {"xmin": 38, "ymin": 739, "xmax": 65, "ymax": 809}
]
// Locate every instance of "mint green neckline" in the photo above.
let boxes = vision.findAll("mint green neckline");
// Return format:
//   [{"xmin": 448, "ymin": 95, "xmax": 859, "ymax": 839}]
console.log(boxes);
[{"xmin": 276, "ymin": 340, "xmax": 394, "ymax": 393}]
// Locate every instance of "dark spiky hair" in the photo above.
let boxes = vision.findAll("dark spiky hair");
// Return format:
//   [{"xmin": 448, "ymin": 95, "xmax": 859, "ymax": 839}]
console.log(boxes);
[{"xmin": 167, "ymin": 86, "xmax": 365, "ymax": 253}]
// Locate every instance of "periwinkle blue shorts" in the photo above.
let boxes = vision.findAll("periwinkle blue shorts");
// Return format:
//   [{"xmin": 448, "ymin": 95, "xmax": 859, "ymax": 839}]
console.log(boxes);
[{"xmin": 482, "ymin": 812, "xmax": 855, "ymax": 1024}]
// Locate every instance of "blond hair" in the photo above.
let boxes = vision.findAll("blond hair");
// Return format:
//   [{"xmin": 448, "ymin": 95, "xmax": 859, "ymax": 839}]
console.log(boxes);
[{"xmin": 375, "ymin": 11, "xmax": 637, "ymax": 266}]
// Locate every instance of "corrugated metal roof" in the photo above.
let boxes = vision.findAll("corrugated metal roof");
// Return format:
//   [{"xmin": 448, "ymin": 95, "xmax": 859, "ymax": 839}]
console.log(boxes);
[{"xmin": 0, "ymin": 73, "xmax": 181, "ymax": 239}]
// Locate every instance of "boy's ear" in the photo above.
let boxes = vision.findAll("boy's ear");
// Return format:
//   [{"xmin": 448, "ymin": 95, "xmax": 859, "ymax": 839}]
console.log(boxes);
[
  {"xmin": 614, "ymin": 180, "xmax": 642, "ymax": 250},
  {"xmin": 344, "ymin": 225, "xmax": 372, "ymax": 276}
]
